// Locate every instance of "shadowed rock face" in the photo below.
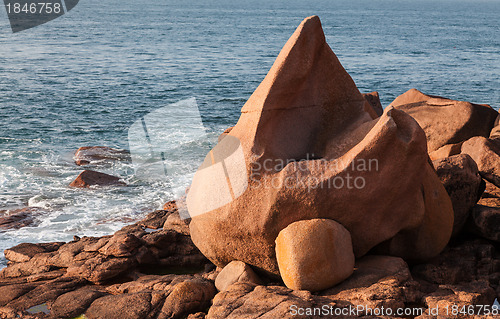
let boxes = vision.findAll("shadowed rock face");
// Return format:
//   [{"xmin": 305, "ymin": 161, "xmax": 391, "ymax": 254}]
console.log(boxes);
[
  {"xmin": 462, "ymin": 136, "xmax": 500, "ymax": 188},
  {"xmin": 432, "ymin": 154, "xmax": 483, "ymax": 237},
  {"xmin": 188, "ymin": 16, "xmax": 453, "ymax": 276},
  {"xmin": 390, "ymin": 89, "xmax": 499, "ymax": 152}
]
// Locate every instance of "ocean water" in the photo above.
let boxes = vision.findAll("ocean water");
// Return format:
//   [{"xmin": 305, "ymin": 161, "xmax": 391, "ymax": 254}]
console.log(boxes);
[{"xmin": 0, "ymin": 0, "xmax": 499, "ymax": 266}]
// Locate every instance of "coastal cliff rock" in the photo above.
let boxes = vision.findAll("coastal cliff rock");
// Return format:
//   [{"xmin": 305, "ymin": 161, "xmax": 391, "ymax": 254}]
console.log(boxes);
[
  {"xmin": 188, "ymin": 15, "xmax": 454, "ymax": 281},
  {"xmin": 389, "ymin": 88, "xmax": 498, "ymax": 152},
  {"xmin": 0, "ymin": 182, "xmax": 498, "ymax": 318}
]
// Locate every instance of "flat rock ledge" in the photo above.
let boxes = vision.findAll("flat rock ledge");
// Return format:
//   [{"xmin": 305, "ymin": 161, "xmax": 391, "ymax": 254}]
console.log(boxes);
[{"xmin": 0, "ymin": 201, "xmax": 499, "ymax": 319}]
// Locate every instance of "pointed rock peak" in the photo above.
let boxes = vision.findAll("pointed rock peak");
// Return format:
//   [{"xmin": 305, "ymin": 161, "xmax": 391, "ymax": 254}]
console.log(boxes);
[{"xmin": 241, "ymin": 15, "xmax": 364, "ymax": 114}]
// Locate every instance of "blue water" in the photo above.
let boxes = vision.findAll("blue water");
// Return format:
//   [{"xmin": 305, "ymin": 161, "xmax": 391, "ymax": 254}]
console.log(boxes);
[{"xmin": 0, "ymin": 0, "xmax": 499, "ymax": 264}]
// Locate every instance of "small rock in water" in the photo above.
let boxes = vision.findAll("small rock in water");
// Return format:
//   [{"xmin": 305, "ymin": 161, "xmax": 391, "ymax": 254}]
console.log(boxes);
[
  {"xmin": 0, "ymin": 207, "xmax": 45, "ymax": 230},
  {"xmin": 69, "ymin": 170, "xmax": 126, "ymax": 188},
  {"xmin": 74, "ymin": 146, "xmax": 131, "ymax": 166}
]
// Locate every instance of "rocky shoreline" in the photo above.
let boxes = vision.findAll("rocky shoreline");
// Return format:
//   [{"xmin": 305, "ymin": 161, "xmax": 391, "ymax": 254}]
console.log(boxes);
[
  {"xmin": 1, "ymin": 15, "xmax": 500, "ymax": 319},
  {"xmin": 1, "ymin": 196, "xmax": 500, "ymax": 318}
]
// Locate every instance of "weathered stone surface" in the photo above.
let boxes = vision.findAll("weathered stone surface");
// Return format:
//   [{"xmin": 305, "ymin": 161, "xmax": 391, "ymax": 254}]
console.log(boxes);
[
  {"xmin": 421, "ymin": 280, "xmax": 496, "ymax": 318},
  {"xmin": 74, "ymin": 146, "xmax": 131, "ymax": 166},
  {"xmin": 411, "ymin": 239, "xmax": 500, "ymax": 286},
  {"xmin": 98, "ymin": 233, "xmax": 142, "ymax": 257},
  {"xmin": 70, "ymin": 170, "xmax": 126, "ymax": 188},
  {"xmin": 215, "ymin": 261, "xmax": 262, "ymax": 291},
  {"xmin": 429, "ymin": 142, "xmax": 463, "ymax": 161},
  {"xmin": 319, "ymin": 255, "xmax": 420, "ymax": 313},
  {"xmin": 207, "ymin": 283, "xmax": 317, "ymax": 319},
  {"xmin": 85, "ymin": 292, "xmax": 152, "ymax": 319},
  {"xmin": 390, "ymin": 89, "xmax": 498, "ymax": 152},
  {"xmin": 432, "ymin": 154, "xmax": 483, "ymax": 236},
  {"xmin": 0, "ymin": 282, "xmax": 39, "ymax": 307},
  {"xmin": 66, "ymin": 255, "xmax": 136, "ymax": 283},
  {"xmin": 462, "ymin": 136, "xmax": 500, "ymax": 188},
  {"xmin": 51, "ymin": 288, "xmax": 107, "ymax": 319},
  {"xmin": 189, "ymin": 15, "xmax": 453, "ymax": 277},
  {"xmin": 4, "ymin": 242, "xmax": 63, "ymax": 263},
  {"xmin": 325, "ymin": 255, "xmax": 411, "ymax": 294},
  {"xmin": 362, "ymin": 91, "xmax": 383, "ymax": 117},
  {"xmin": 1, "ymin": 276, "xmax": 86, "ymax": 313},
  {"xmin": 164, "ymin": 212, "xmax": 190, "ymax": 232},
  {"xmin": 276, "ymin": 219, "xmax": 354, "ymax": 291},
  {"xmin": 218, "ymin": 127, "xmax": 234, "ymax": 142},
  {"xmin": 468, "ymin": 205, "xmax": 500, "ymax": 242},
  {"xmin": 140, "ymin": 209, "xmax": 172, "ymax": 230},
  {"xmin": 490, "ymin": 114, "xmax": 500, "ymax": 139},
  {"xmin": 478, "ymin": 181, "xmax": 500, "ymax": 207},
  {"xmin": 0, "ymin": 218, "xmax": 497, "ymax": 318},
  {"xmin": 159, "ymin": 278, "xmax": 216, "ymax": 319}
]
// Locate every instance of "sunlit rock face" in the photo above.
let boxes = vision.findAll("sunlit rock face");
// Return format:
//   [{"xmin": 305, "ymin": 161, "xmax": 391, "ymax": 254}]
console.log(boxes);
[
  {"xmin": 389, "ymin": 88, "xmax": 498, "ymax": 153},
  {"xmin": 188, "ymin": 15, "xmax": 454, "ymax": 278}
]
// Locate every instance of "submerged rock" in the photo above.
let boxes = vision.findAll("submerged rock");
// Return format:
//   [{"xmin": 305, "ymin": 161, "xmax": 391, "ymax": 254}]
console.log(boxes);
[
  {"xmin": 390, "ymin": 88, "xmax": 498, "ymax": 152},
  {"xmin": 69, "ymin": 170, "xmax": 126, "ymax": 188},
  {"xmin": 0, "ymin": 207, "xmax": 45, "ymax": 230},
  {"xmin": 74, "ymin": 146, "xmax": 131, "ymax": 166},
  {"xmin": 188, "ymin": 15, "xmax": 453, "ymax": 280}
]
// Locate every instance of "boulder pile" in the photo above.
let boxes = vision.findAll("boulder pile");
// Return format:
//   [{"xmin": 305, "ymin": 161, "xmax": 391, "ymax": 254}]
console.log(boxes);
[{"xmin": 188, "ymin": 15, "xmax": 454, "ymax": 289}]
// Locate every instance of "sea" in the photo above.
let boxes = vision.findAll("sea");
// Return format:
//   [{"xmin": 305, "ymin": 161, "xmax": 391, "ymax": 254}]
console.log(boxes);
[{"xmin": 0, "ymin": 0, "xmax": 499, "ymax": 267}]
